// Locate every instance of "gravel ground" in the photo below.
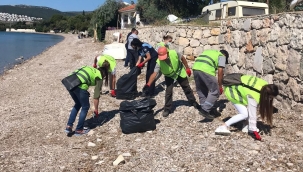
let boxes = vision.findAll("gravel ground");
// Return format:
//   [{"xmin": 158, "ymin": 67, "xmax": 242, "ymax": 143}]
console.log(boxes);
[{"xmin": 0, "ymin": 34, "xmax": 302, "ymax": 172}]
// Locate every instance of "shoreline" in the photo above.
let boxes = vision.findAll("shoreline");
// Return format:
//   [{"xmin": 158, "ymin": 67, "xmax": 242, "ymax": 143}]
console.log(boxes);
[{"xmin": 0, "ymin": 32, "xmax": 66, "ymax": 76}]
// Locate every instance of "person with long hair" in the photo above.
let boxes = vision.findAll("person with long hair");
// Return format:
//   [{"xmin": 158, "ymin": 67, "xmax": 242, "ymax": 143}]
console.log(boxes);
[
  {"xmin": 93, "ymin": 54, "xmax": 116, "ymax": 97},
  {"xmin": 131, "ymin": 38, "xmax": 158, "ymax": 96},
  {"xmin": 215, "ymin": 74, "xmax": 279, "ymax": 141},
  {"xmin": 64, "ymin": 66, "xmax": 107, "ymax": 136},
  {"xmin": 155, "ymin": 35, "xmax": 173, "ymax": 51}
]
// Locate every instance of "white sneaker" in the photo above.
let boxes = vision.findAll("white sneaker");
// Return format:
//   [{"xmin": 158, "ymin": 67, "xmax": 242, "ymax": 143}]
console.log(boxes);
[
  {"xmin": 242, "ymin": 125, "xmax": 259, "ymax": 133},
  {"xmin": 215, "ymin": 125, "xmax": 231, "ymax": 136}
]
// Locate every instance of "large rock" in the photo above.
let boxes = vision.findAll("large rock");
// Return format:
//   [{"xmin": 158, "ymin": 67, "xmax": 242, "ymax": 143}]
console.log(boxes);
[
  {"xmin": 263, "ymin": 18, "xmax": 271, "ymax": 28},
  {"xmin": 269, "ymin": 23, "xmax": 281, "ymax": 42},
  {"xmin": 242, "ymin": 19, "xmax": 251, "ymax": 32},
  {"xmin": 218, "ymin": 34, "xmax": 225, "ymax": 44},
  {"xmin": 274, "ymin": 45, "xmax": 288, "ymax": 70},
  {"xmin": 286, "ymin": 49, "xmax": 301, "ymax": 77},
  {"xmin": 231, "ymin": 30, "xmax": 240, "ymax": 47},
  {"xmin": 200, "ymin": 38, "xmax": 208, "ymax": 45},
  {"xmin": 251, "ymin": 29, "xmax": 259, "ymax": 46},
  {"xmin": 237, "ymin": 47, "xmax": 246, "ymax": 67},
  {"xmin": 193, "ymin": 46, "xmax": 203, "ymax": 56},
  {"xmin": 184, "ymin": 46, "xmax": 193, "ymax": 55},
  {"xmin": 289, "ymin": 28, "xmax": 303, "ymax": 50},
  {"xmin": 190, "ymin": 39, "xmax": 200, "ymax": 47},
  {"xmin": 208, "ymin": 36, "xmax": 219, "ymax": 45},
  {"xmin": 229, "ymin": 48, "xmax": 239, "ymax": 65},
  {"xmin": 203, "ymin": 29, "xmax": 211, "ymax": 38},
  {"xmin": 266, "ymin": 42, "xmax": 277, "ymax": 58},
  {"xmin": 251, "ymin": 20, "xmax": 263, "ymax": 29},
  {"xmin": 253, "ymin": 47, "xmax": 263, "ymax": 74},
  {"xmin": 179, "ymin": 29, "xmax": 187, "ymax": 37},
  {"xmin": 187, "ymin": 29, "xmax": 193, "ymax": 38},
  {"xmin": 244, "ymin": 53, "xmax": 254, "ymax": 70},
  {"xmin": 210, "ymin": 28, "xmax": 220, "ymax": 36},
  {"xmin": 193, "ymin": 30, "xmax": 203, "ymax": 39},
  {"xmin": 178, "ymin": 37, "xmax": 189, "ymax": 46},
  {"xmin": 263, "ymin": 58, "xmax": 275, "ymax": 74},
  {"xmin": 287, "ymin": 78, "xmax": 301, "ymax": 101},
  {"xmin": 273, "ymin": 71, "xmax": 289, "ymax": 83},
  {"xmin": 300, "ymin": 57, "xmax": 303, "ymax": 80},
  {"xmin": 277, "ymin": 26, "xmax": 290, "ymax": 45},
  {"xmin": 259, "ymin": 28, "xmax": 270, "ymax": 46},
  {"xmin": 245, "ymin": 40, "xmax": 254, "ymax": 53}
]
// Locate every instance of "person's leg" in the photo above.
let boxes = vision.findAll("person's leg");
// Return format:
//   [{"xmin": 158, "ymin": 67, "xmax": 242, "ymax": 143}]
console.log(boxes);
[
  {"xmin": 128, "ymin": 50, "xmax": 135, "ymax": 69},
  {"xmin": 124, "ymin": 47, "xmax": 129, "ymax": 67},
  {"xmin": 200, "ymin": 72, "xmax": 220, "ymax": 112},
  {"xmin": 225, "ymin": 104, "xmax": 249, "ymax": 126},
  {"xmin": 109, "ymin": 74, "xmax": 113, "ymax": 90},
  {"xmin": 215, "ymin": 104, "xmax": 248, "ymax": 135},
  {"xmin": 75, "ymin": 89, "xmax": 90, "ymax": 131},
  {"xmin": 247, "ymin": 95, "xmax": 258, "ymax": 132},
  {"xmin": 66, "ymin": 88, "xmax": 82, "ymax": 128},
  {"xmin": 164, "ymin": 76, "xmax": 175, "ymax": 112},
  {"xmin": 146, "ymin": 58, "xmax": 157, "ymax": 95},
  {"xmin": 176, "ymin": 76, "xmax": 197, "ymax": 106},
  {"xmin": 193, "ymin": 70, "xmax": 209, "ymax": 105}
]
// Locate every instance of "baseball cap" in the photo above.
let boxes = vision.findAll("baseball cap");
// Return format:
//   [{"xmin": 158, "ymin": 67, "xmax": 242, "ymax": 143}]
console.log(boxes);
[{"xmin": 158, "ymin": 46, "xmax": 168, "ymax": 60}]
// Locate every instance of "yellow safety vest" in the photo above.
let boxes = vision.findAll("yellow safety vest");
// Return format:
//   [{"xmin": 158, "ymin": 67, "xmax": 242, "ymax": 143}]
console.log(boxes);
[
  {"xmin": 224, "ymin": 75, "xmax": 268, "ymax": 105},
  {"xmin": 73, "ymin": 66, "xmax": 102, "ymax": 90},
  {"xmin": 192, "ymin": 50, "xmax": 223, "ymax": 76},
  {"xmin": 97, "ymin": 55, "xmax": 116, "ymax": 73}
]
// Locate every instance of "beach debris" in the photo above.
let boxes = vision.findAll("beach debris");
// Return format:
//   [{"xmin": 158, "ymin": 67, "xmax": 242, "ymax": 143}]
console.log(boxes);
[
  {"xmin": 92, "ymin": 156, "xmax": 98, "ymax": 160},
  {"xmin": 113, "ymin": 155, "xmax": 125, "ymax": 166},
  {"xmin": 122, "ymin": 153, "xmax": 132, "ymax": 157},
  {"xmin": 95, "ymin": 160, "xmax": 104, "ymax": 165},
  {"xmin": 97, "ymin": 138, "xmax": 102, "ymax": 142},
  {"xmin": 88, "ymin": 142, "xmax": 96, "ymax": 147}
]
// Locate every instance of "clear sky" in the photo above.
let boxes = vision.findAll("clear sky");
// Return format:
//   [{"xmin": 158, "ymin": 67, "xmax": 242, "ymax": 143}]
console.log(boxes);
[{"xmin": 0, "ymin": 0, "xmax": 137, "ymax": 12}]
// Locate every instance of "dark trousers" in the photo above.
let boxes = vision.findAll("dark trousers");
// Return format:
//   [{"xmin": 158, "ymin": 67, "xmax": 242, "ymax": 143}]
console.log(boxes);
[
  {"xmin": 164, "ymin": 75, "xmax": 197, "ymax": 112},
  {"xmin": 127, "ymin": 49, "xmax": 138, "ymax": 69},
  {"xmin": 124, "ymin": 46, "xmax": 129, "ymax": 67},
  {"xmin": 146, "ymin": 57, "xmax": 157, "ymax": 95}
]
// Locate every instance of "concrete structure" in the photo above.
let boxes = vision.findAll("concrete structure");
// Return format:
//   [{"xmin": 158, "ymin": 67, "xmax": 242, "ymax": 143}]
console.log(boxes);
[
  {"xmin": 118, "ymin": 4, "xmax": 142, "ymax": 29},
  {"xmin": 105, "ymin": 12, "xmax": 303, "ymax": 112},
  {"xmin": 6, "ymin": 28, "xmax": 36, "ymax": 32}
]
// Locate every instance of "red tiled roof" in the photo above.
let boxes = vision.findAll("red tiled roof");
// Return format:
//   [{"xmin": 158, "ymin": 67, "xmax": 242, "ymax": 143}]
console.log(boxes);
[{"xmin": 118, "ymin": 4, "xmax": 136, "ymax": 12}]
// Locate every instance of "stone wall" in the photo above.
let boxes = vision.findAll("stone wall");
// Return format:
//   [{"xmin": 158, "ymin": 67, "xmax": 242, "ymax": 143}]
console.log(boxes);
[{"xmin": 105, "ymin": 12, "xmax": 303, "ymax": 112}]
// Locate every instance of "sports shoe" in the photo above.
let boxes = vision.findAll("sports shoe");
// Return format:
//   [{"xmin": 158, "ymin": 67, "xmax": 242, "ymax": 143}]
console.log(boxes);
[
  {"xmin": 215, "ymin": 125, "xmax": 231, "ymax": 136},
  {"xmin": 198, "ymin": 108, "xmax": 215, "ymax": 119},
  {"xmin": 162, "ymin": 110, "xmax": 170, "ymax": 117},
  {"xmin": 64, "ymin": 126, "xmax": 73, "ymax": 134},
  {"xmin": 190, "ymin": 102, "xmax": 201, "ymax": 109},
  {"xmin": 74, "ymin": 128, "xmax": 90, "ymax": 136},
  {"xmin": 242, "ymin": 125, "xmax": 259, "ymax": 133}
]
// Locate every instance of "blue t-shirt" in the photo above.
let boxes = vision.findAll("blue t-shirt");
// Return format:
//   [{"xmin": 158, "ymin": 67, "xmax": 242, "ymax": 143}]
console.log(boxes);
[{"xmin": 138, "ymin": 43, "xmax": 158, "ymax": 59}]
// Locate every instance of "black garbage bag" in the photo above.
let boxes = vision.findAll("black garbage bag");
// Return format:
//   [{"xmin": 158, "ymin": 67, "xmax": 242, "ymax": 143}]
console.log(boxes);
[
  {"xmin": 119, "ymin": 98, "xmax": 157, "ymax": 134},
  {"xmin": 116, "ymin": 67, "xmax": 139, "ymax": 100}
]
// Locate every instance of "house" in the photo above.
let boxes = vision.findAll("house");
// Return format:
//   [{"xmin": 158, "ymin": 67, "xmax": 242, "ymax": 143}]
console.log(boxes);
[{"xmin": 118, "ymin": 4, "xmax": 142, "ymax": 29}]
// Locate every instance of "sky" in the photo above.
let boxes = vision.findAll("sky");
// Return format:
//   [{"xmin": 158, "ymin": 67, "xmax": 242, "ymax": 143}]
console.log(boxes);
[{"xmin": 0, "ymin": 0, "xmax": 137, "ymax": 12}]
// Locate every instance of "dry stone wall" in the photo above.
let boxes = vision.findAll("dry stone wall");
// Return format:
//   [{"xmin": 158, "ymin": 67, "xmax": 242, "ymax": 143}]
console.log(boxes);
[{"xmin": 105, "ymin": 12, "xmax": 303, "ymax": 112}]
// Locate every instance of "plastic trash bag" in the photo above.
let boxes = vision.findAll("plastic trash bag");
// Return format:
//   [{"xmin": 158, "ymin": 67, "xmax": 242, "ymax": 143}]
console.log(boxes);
[
  {"xmin": 116, "ymin": 67, "xmax": 139, "ymax": 100},
  {"xmin": 119, "ymin": 98, "xmax": 157, "ymax": 134}
]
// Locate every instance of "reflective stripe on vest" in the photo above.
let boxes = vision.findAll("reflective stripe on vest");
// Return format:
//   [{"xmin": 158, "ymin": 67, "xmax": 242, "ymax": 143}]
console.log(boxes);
[
  {"xmin": 74, "ymin": 68, "xmax": 91, "ymax": 85},
  {"xmin": 227, "ymin": 85, "xmax": 244, "ymax": 104},
  {"xmin": 195, "ymin": 55, "xmax": 217, "ymax": 69}
]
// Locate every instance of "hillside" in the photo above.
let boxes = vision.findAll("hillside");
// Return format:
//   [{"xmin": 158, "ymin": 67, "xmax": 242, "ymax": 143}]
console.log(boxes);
[{"xmin": 0, "ymin": 5, "xmax": 82, "ymax": 20}]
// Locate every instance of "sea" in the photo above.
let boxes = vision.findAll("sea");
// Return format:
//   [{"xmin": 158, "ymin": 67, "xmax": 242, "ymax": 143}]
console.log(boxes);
[{"xmin": 0, "ymin": 32, "xmax": 64, "ymax": 74}]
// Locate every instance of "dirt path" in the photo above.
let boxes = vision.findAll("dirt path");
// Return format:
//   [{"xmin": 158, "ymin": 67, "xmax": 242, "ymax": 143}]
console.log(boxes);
[{"xmin": 0, "ymin": 34, "xmax": 302, "ymax": 172}]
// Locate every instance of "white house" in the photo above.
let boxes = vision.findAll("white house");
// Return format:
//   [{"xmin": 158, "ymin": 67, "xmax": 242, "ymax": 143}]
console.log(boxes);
[{"xmin": 118, "ymin": 4, "xmax": 142, "ymax": 29}]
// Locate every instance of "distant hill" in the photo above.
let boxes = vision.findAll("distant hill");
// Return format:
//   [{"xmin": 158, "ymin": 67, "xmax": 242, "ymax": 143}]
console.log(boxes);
[{"xmin": 0, "ymin": 5, "xmax": 86, "ymax": 20}]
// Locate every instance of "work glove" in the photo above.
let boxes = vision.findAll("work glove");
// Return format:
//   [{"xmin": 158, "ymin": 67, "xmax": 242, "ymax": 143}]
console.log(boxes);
[
  {"xmin": 253, "ymin": 131, "xmax": 261, "ymax": 141},
  {"xmin": 219, "ymin": 86, "xmax": 224, "ymax": 95},
  {"xmin": 93, "ymin": 63, "xmax": 97, "ymax": 68},
  {"xmin": 93, "ymin": 110, "xmax": 98, "ymax": 118},
  {"xmin": 137, "ymin": 63, "xmax": 144, "ymax": 68},
  {"xmin": 186, "ymin": 68, "xmax": 191, "ymax": 77},
  {"xmin": 110, "ymin": 90, "xmax": 116, "ymax": 97},
  {"xmin": 142, "ymin": 84, "xmax": 150, "ymax": 96}
]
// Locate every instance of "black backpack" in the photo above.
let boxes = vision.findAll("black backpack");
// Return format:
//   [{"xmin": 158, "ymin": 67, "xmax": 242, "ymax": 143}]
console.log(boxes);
[
  {"xmin": 223, "ymin": 73, "xmax": 260, "ymax": 93},
  {"xmin": 116, "ymin": 67, "xmax": 139, "ymax": 100}
]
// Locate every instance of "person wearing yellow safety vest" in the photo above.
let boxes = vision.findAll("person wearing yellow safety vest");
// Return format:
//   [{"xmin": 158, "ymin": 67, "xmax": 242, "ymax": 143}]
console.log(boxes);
[
  {"xmin": 64, "ymin": 66, "xmax": 108, "ymax": 136},
  {"xmin": 215, "ymin": 74, "xmax": 279, "ymax": 141},
  {"xmin": 143, "ymin": 46, "xmax": 200, "ymax": 117},
  {"xmin": 93, "ymin": 54, "xmax": 117, "ymax": 97},
  {"xmin": 192, "ymin": 49, "xmax": 229, "ymax": 119}
]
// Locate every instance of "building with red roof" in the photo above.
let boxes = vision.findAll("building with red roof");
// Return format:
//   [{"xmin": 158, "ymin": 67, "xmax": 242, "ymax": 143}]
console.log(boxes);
[{"xmin": 118, "ymin": 4, "xmax": 143, "ymax": 29}]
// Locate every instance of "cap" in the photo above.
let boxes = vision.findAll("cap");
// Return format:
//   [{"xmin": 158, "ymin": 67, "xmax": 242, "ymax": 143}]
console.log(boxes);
[{"xmin": 158, "ymin": 46, "xmax": 168, "ymax": 60}]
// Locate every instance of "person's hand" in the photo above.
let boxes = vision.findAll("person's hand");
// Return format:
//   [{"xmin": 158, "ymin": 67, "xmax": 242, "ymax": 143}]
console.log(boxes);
[
  {"xmin": 253, "ymin": 131, "xmax": 261, "ymax": 141},
  {"xmin": 93, "ymin": 110, "xmax": 98, "ymax": 118},
  {"xmin": 186, "ymin": 68, "xmax": 191, "ymax": 77},
  {"xmin": 137, "ymin": 63, "xmax": 144, "ymax": 68},
  {"xmin": 219, "ymin": 86, "xmax": 223, "ymax": 95},
  {"xmin": 142, "ymin": 84, "xmax": 150, "ymax": 96},
  {"xmin": 93, "ymin": 63, "xmax": 97, "ymax": 68},
  {"xmin": 110, "ymin": 90, "xmax": 116, "ymax": 97}
]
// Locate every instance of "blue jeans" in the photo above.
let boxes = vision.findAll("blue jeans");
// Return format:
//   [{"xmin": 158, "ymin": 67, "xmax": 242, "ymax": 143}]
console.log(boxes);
[{"xmin": 67, "ymin": 87, "xmax": 90, "ymax": 130}]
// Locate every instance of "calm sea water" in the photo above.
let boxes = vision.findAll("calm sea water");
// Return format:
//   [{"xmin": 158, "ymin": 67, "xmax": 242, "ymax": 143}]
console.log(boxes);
[{"xmin": 0, "ymin": 32, "xmax": 64, "ymax": 74}]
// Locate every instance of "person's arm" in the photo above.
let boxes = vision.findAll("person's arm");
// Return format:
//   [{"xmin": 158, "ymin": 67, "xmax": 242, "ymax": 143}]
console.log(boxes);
[
  {"xmin": 112, "ymin": 74, "xmax": 116, "ymax": 90},
  {"xmin": 181, "ymin": 55, "xmax": 189, "ymax": 69},
  {"xmin": 136, "ymin": 56, "xmax": 142, "ymax": 66},
  {"xmin": 218, "ymin": 67, "xmax": 224, "ymax": 88},
  {"xmin": 147, "ymin": 72, "xmax": 157, "ymax": 86},
  {"xmin": 141, "ymin": 52, "xmax": 151, "ymax": 64}
]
